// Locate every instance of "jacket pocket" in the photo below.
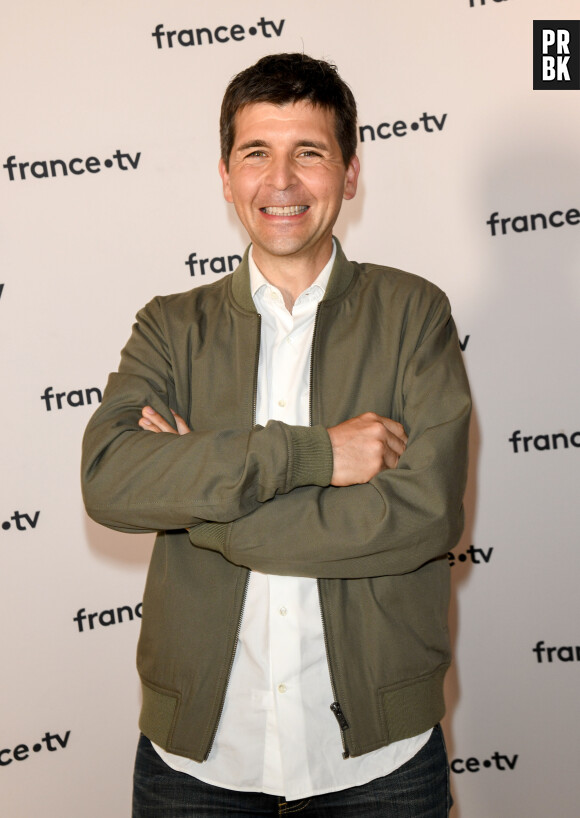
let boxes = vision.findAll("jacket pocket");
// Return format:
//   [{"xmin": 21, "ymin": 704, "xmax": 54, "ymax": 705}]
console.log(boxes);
[{"xmin": 378, "ymin": 662, "xmax": 449, "ymax": 744}]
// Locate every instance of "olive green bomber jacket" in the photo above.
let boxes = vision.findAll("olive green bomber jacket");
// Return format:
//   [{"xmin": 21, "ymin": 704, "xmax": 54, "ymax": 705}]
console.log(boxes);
[{"xmin": 81, "ymin": 239, "xmax": 471, "ymax": 761}]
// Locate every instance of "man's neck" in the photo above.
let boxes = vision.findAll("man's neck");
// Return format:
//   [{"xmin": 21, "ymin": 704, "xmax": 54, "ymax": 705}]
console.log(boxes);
[{"xmin": 251, "ymin": 241, "xmax": 334, "ymax": 312}]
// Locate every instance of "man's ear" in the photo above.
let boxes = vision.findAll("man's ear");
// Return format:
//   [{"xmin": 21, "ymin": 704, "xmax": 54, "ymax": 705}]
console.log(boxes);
[
  {"xmin": 343, "ymin": 155, "xmax": 360, "ymax": 201},
  {"xmin": 218, "ymin": 158, "xmax": 234, "ymax": 203}
]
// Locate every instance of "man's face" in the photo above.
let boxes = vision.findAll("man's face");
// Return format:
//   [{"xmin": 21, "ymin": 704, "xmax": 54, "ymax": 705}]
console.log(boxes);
[{"xmin": 218, "ymin": 100, "xmax": 359, "ymax": 273}]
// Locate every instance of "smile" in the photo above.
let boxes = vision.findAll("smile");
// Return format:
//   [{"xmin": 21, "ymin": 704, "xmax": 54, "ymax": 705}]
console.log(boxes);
[{"xmin": 260, "ymin": 206, "xmax": 309, "ymax": 216}]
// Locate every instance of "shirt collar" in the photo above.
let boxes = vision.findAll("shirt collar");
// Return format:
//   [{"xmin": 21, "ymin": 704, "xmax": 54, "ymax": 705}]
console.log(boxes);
[{"xmin": 249, "ymin": 239, "xmax": 336, "ymax": 301}]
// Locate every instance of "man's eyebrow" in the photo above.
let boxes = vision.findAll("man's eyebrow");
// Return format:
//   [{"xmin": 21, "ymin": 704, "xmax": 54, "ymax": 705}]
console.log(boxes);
[
  {"xmin": 297, "ymin": 140, "xmax": 329, "ymax": 151},
  {"xmin": 235, "ymin": 140, "xmax": 269, "ymax": 153},
  {"xmin": 234, "ymin": 139, "xmax": 330, "ymax": 153}
]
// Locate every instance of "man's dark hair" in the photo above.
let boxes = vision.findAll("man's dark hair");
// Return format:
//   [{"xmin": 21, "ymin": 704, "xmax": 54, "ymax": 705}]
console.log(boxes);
[{"xmin": 220, "ymin": 53, "xmax": 358, "ymax": 168}]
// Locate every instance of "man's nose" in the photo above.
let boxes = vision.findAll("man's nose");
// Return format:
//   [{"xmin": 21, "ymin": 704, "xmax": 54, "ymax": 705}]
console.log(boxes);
[{"xmin": 265, "ymin": 155, "xmax": 297, "ymax": 190}]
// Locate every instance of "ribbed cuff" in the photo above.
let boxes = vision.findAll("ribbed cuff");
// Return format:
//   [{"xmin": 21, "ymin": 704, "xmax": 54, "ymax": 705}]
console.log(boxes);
[
  {"xmin": 286, "ymin": 424, "xmax": 333, "ymax": 490},
  {"xmin": 189, "ymin": 521, "xmax": 230, "ymax": 554}
]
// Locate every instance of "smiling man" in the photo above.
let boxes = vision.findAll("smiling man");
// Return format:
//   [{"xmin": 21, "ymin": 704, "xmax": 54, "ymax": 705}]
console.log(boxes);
[
  {"xmin": 218, "ymin": 99, "xmax": 359, "ymax": 308},
  {"xmin": 82, "ymin": 53, "xmax": 471, "ymax": 817}
]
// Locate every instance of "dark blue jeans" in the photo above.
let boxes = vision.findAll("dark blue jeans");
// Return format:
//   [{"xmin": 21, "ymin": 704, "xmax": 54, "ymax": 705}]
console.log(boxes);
[{"xmin": 133, "ymin": 725, "xmax": 453, "ymax": 817}]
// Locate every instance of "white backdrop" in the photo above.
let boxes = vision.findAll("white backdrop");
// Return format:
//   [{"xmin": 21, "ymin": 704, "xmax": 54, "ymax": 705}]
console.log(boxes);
[{"xmin": 2, "ymin": 1, "xmax": 579, "ymax": 816}]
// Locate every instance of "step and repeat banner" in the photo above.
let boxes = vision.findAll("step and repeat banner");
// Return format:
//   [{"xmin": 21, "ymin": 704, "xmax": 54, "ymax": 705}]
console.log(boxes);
[{"xmin": 2, "ymin": 1, "xmax": 579, "ymax": 816}]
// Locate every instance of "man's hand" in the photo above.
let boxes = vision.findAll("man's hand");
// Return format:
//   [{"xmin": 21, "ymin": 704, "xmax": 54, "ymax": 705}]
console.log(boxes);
[
  {"xmin": 138, "ymin": 407, "xmax": 406, "ymax": 486},
  {"xmin": 139, "ymin": 406, "xmax": 191, "ymax": 435},
  {"xmin": 328, "ymin": 412, "xmax": 407, "ymax": 486}
]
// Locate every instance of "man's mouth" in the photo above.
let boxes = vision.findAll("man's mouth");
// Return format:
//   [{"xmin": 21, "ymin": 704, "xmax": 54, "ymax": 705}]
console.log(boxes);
[{"xmin": 260, "ymin": 205, "xmax": 309, "ymax": 216}]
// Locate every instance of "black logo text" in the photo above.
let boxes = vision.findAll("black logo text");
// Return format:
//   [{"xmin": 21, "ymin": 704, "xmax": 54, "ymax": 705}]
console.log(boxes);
[
  {"xmin": 508, "ymin": 429, "xmax": 580, "ymax": 454},
  {"xmin": 1, "ymin": 510, "xmax": 40, "ymax": 533},
  {"xmin": 73, "ymin": 603, "xmax": 143, "ymax": 632},
  {"xmin": 359, "ymin": 113, "xmax": 447, "ymax": 143},
  {"xmin": 41, "ymin": 386, "xmax": 102, "ymax": 412},
  {"xmin": 469, "ymin": 0, "xmax": 509, "ymax": 7},
  {"xmin": 186, "ymin": 250, "xmax": 242, "ymax": 277},
  {"xmin": 1, "ymin": 731, "xmax": 71, "ymax": 767},
  {"xmin": 3, "ymin": 151, "xmax": 141, "ymax": 182},
  {"xmin": 152, "ymin": 18, "xmax": 285, "ymax": 49},
  {"xmin": 532, "ymin": 640, "xmax": 580, "ymax": 663},
  {"xmin": 487, "ymin": 207, "xmax": 580, "ymax": 236},
  {"xmin": 448, "ymin": 545, "xmax": 493, "ymax": 567},
  {"xmin": 451, "ymin": 752, "xmax": 518, "ymax": 773}
]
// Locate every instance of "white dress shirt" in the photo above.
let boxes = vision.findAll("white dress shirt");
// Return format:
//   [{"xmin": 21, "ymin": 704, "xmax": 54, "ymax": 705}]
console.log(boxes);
[{"xmin": 154, "ymin": 242, "xmax": 431, "ymax": 799}]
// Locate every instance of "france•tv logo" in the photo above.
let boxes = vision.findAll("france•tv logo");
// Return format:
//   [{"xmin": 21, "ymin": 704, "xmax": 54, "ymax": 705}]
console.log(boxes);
[{"xmin": 533, "ymin": 21, "xmax": 580, "ymax": 89}]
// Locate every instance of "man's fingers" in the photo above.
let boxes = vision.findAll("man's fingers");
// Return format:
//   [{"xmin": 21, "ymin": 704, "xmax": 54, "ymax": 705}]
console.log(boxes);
[
  {"xmin": 138, "ymin": 406, "xmax": 192, "ymax": 435},
  {"xmin": 381, "ymin": 419, "xmax": 407, "ymax": 468},
  {"xmin": 384, "ymin": 430, "xmax": 407, "ymax": 457},
  {"xmin": 139, "ymin": 406, "xmax": 178, "ymax": 434},
  {"xmin": 170, "ymin": 409, "xmax": 191, "ymax": 435},
  {"xmin": 381, "ymin": 443, "xmax": 401, "ymax": 470},
  {"xmin": 381, "ymin": 417, "xmax": 408, "ymax": 447}
]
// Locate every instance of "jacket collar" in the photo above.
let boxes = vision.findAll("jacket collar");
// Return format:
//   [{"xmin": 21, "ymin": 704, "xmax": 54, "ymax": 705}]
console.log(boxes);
[{"xmin": 230, "ymin": 237, "xmax": 356, "ymax": 313}]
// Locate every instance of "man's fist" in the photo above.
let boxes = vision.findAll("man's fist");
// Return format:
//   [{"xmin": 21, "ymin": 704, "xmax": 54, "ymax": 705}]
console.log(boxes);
[{"xmin": 327, "ymin": 412, "xmax": 407, "ymax": 486}]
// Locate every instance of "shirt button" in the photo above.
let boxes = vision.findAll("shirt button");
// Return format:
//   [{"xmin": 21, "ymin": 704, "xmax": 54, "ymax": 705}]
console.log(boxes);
[
  {"xmin": 278, "ymin": 399, "xmax": 286, "ymax": 408},
  {"xmin": 279, "ymin": 606, "xmax": 288, "ymax": 617},
  {"xmin": 277, "ymin": 684, "xmax": 287, "ymax": 694}
]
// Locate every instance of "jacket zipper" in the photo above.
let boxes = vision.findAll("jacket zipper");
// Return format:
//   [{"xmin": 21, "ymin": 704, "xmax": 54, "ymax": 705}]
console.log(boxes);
[
  {"xmin": 311, "ymin": 303, "xmax": 351, "ymax": 759},
  {"xmin": 204, "ymin": 573, "xmax": 250, "ymax": 760},
  {"xmin": 203, "ymin": 314, "xmax": 261, "ymax": 760},
  {"xmin": 318, "ymin": 582, "xmax": 350, "ymax": 759}
]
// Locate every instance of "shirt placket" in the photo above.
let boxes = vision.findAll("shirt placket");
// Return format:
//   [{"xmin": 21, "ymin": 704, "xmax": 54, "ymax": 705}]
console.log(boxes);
[{"xmin": 262, "ymin": 289, "xmax": 317, "ymax": 793}]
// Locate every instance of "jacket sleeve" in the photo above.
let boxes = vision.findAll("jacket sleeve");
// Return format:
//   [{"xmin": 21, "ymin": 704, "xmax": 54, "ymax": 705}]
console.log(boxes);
[
  {"xmin": 81, "ymin": 297, "xmax": 333, "ymax": 533},
  {"xmin": 189, "ymin": 294, "xmax": 472, "ymax": 578}
]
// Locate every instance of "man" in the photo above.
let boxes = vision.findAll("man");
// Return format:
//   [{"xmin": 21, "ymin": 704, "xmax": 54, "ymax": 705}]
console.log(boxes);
[{"xmin": 82, "ymin": 53, "xmax": 471, "ymax": 816}]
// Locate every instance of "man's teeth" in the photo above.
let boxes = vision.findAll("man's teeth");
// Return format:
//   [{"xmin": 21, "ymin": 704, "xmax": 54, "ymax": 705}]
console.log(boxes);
[{"xmin": 261, "ymin": 205, "xmax": 308, "ymax": 216}]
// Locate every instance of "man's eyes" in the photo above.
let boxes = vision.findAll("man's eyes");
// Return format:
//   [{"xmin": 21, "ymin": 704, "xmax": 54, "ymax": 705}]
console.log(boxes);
[{"xmin": 243, "ymin": 149, "xmax": 322, "ymax": 159}]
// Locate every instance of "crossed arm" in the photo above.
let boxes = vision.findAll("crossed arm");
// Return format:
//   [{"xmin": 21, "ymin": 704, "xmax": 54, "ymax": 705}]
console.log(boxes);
[
  {"xmin": 82, "ymin": 290, "xmax": 470, "ymax": 579},
  {"xmin": 136, "ymin": 396, "xmax": 468, "ymax": 579},
  {"xmin": 139, "ymin": 406, "xmax": 408, "ymax": 486}
]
